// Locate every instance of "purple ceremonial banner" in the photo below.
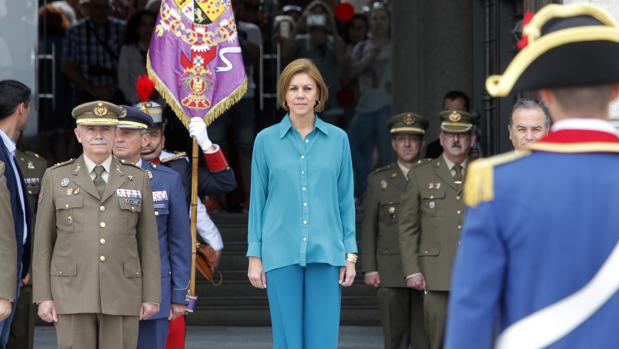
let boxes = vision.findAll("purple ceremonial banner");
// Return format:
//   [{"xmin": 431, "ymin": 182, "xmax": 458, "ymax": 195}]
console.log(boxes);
[{"xmin": 146, "ymin": 0, "xmax": 247, "ymax": 126}]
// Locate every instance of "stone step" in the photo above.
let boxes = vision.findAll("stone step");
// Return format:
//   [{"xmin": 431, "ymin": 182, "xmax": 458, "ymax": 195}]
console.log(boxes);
[{"xmin": 196, "ymin": 279, "xmax": 377, "ymax": 299}]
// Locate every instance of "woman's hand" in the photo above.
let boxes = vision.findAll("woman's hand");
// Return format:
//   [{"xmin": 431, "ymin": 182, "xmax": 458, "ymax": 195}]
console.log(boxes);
[
  {"xmin": 339, "ymin": 261, "xmax": 356, "ymax": 287},
  {"xmin": 247, "ymin": 256, "xmax": 267, "ymax": 289}
]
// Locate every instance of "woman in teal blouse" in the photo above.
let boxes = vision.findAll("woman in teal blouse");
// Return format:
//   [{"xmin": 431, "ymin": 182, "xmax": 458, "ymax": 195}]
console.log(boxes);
[{"xmin": 247, "ymin": 58, "xmax": 357, "ymax": 348}]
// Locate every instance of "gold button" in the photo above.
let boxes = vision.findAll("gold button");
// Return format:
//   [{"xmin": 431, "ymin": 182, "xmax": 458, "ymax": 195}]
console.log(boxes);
[
  {"xmin": 424, "ymin": 250, "xmax": 428, "ymax": 254},
  {"xmin": 100, "ymin": 222, "xmax": 106, "ymax": 228},
  {"xmin": 136, "ymin": 272, "xmax": 140, "ymax": 276},
  {"xmin": 58, "ymin": 271, "xmax": 63, "ymax": 275},
  {"xmin": 99, "ymin": 205, "xmax": 105, "ymax": 212},
  {"xmin": 100, "ymin": 238, "xmax": 106, "ymax": 245},
  {"xmin": 155, "ymin": 211, "xmax": 159, "ymax": 216},
  {"xmin": 131, "ymin": 206, "xmax": 135, "ymax": 212},
  {"xmin": 430, "ymin": 195, "xmax": 434, "ymax": 199},
  {"xmin": 28, "ymin": 190, "xmax": 32, "ymax": 194},
  {"xmin": 65, "ymin": 204, "xmax": 69, "ymax": 209},
  {"xmin": 67, "ymin": 216, "xmax": 72, "ymax": 224},
  {"xmin": 457, "ymin": 225, "xmax": 462, "ymax": 230},
  {"xmin": 456, "ymin": 196, "xmax": 461, "ymax": 200},
  {"xmin": 100, "ymin": 256, "xmax": 106, "ymax": 262},
  {"xmin": 457, "ymin": 210, "xmax": 462, "ymax": 215}
]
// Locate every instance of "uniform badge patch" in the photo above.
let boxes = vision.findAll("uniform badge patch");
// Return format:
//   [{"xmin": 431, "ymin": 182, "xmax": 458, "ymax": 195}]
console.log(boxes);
[
  {"xmin": 24, "ymin": 178, "xmax": 40, "ymax": 185},
  {"xmin": 27, "ymin": 161, "xmax": 34, "ymax": 169},
  {"xmin": 152, "ymin": 190, "xmax": 168, "ymax": 202},
  {"xmin": 380, "ymin": 180, "xmax": 388, "ymax": 191},
  {"xmin": 60, "ymin": 178, "xmax": 70, "ymax": 187}
]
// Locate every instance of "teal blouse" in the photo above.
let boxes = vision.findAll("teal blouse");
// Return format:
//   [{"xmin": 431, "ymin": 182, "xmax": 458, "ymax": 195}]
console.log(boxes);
[{"xmin": 247, "ymin": 115, "xmax": 357, "ymax": 272}]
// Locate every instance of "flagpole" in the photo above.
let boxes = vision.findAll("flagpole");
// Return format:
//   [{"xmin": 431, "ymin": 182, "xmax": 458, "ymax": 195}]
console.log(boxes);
[{"xmin": 190, "ymin": 139, "xmax": 199, "ymax": 297}]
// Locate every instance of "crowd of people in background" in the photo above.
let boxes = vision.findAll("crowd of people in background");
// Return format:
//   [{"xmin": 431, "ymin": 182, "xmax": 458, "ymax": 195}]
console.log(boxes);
[{"xmin": 35, "ymin": 0, "xmax": 395, "ymax": 211}]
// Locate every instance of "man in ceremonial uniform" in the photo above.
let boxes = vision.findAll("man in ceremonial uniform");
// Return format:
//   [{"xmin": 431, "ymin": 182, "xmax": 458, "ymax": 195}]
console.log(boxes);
[
  {"xmin": 137, "ymin": 100, "xmax": 234, "ymax": 348},
  {"xmin": 139, "ymin": 102, "xmax": 236, "ymax": 206},
  {"xmin": 7, "ymin": 149, "xmax": 47, "ymax": 349},
  {"xmin": 113, "ymin": 106, "xmax": 192, "ymax": 349},
  {"xmin": 398, "ymin": 110, "xmax": 477, "ymax": 349},
  {"xmin": 361, "ymin": 113, "xmax": 429, "ymax": 349},
  {"xmin": 446, "ymin": 4, "xmax": 619, "ymax": 349},
  {"xmin": 33, "ymin": 101, "xmax": 161, "ymax": 349}
]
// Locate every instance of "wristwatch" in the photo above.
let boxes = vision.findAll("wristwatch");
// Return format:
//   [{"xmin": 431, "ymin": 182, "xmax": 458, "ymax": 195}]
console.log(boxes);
[{"xmin": 346, "ymin": 253, "xmax": 358, "ymax": 263}]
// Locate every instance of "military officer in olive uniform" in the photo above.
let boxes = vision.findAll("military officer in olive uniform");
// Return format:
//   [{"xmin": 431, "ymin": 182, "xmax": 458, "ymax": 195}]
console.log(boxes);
[
  {"xmin": 32, "ymin": 101, "xmax": 161, "ymax": 349},
  {"xmin": 0, "ymin": 162, "xmax": 16, "ymax": 323},
  {"xmin": 398, "ymin": 110, "xmax": 478, "ymax": 349},
  {"xmin": 362, "ymin": 113, "xmax": 430, "ymax": 349},
  {"xmin": 7, "ymin": 150, "xmax": 47, "ymax": 349}
]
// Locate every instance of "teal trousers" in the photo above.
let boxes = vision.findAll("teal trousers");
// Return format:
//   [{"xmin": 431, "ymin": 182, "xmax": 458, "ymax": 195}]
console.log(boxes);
[{"xmin": 266, "ymin": 263, "xmax": 341, "ymax": 349}]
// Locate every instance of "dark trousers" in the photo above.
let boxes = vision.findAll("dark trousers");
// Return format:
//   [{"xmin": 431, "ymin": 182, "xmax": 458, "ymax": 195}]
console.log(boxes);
[
  {"xmin": 6, "ymin": 284, "xmax": 34, "ymax": 349},
  {"xmin": 423, "ymin": 291, "xmax": 449, "ymax": 349},
  {"xmin": 137, "ymin": 317, "xmax": 169, "ymax": 349},
  {"xmin": 377, "ymin": 287, "xmax": 429, "ymax": 349}
]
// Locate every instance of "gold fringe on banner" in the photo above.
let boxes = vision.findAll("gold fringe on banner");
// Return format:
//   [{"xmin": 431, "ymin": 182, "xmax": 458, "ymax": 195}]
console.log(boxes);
[{"xmin": 146, "ymin": 53, "xmax": 248, "ymax": 128}]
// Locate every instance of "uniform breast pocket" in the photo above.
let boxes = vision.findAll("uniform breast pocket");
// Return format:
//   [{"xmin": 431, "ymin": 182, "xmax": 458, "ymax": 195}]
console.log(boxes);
[
  {"xmin": 378, "ymin": 202, "xmax": 400, "ymax": 225},
  {"xmin": 55, "ymin": 196, "xmax": 83, "ymax": 232},
  {"xmin": 420, "ymin": 189, "xmax": 445, "ymax": 216},
  {"xmin": 118, "ymin": 197, "xmax": 142, "ymax": 227}
]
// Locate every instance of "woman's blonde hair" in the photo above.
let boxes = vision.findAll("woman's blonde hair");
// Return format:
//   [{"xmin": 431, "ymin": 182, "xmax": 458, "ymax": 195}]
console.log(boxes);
[{"xmin": 277, "ymin": 58, "xmax": 329, "ymax": 113}]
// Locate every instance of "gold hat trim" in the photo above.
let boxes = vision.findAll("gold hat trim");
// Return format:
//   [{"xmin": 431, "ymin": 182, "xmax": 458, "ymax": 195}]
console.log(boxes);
[
  {"xmin": 526, "ymin": 141, "xmax": 619, "ymax": 153},
  {"xmin": 486, "ymin": 27, "xmax": 619, "ymax": 97},
  {"xmin": 76, "ymin": 118, "xmax": 119, "ymax": 126},
  {"xmin": 390, "ymin": 127, "xmax": 426, "ymax": 134},
  {"xmin": 117, "ymin": 120, "xmax": 149, "ymax": 129},
  {"xmin": 523, "ymin": 3, "xmax": 619, "ymax": 43},
  {"xmin": 441, "ymin": 122, "xmax": 473, "ymax": 132}
]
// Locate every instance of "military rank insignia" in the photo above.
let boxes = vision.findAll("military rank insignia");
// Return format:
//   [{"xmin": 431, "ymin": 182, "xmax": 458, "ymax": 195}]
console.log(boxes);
[
  {"xmin": 116, "ymin": 189, "xmax": 142, "ymax": 199},
  {"xmin": 24, "ymin": 178, "xmax": 40, "ymax": 185}
]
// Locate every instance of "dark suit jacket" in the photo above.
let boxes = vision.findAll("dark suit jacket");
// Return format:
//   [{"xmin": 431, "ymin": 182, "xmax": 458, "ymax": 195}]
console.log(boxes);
[{"xmin": 0, "ymin": 139, "xmax": 31, "ymax": 278}]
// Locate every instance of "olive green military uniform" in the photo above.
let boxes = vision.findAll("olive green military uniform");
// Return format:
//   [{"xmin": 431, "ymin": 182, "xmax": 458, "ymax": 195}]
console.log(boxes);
[
  {"xmin": 32, "ymin": 101, "xmax": 161, "ymax": 349},
  {"xmin": 361, "ymin": 113, "xmax": 430, "ymax": 349},
  {"xmin": 7, "ymin": 150, "xmax": 47, "ymax": 349},
  {"xmin": 398, "ymin": 110, "xmax": 477, "ymax": 349},
  {"xmin": 0, "ymin": 161, "xmax": 17, "ymax": 303}
]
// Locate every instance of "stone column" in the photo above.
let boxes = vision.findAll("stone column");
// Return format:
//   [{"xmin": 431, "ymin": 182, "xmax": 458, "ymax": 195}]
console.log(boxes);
[{"xmin": 392, "ymin": 0, "xmax": 474, "ymax": 143}]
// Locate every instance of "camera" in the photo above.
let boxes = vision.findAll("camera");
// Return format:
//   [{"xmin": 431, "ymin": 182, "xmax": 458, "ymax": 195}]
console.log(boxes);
[{"xmin": 306, "ymin": 14, "xmax": 326, "ymax": 27}]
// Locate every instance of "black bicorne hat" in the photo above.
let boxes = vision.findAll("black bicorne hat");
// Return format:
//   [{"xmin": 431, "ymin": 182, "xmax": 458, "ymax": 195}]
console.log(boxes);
[{"xmin": 486, "ymin": 3, "xmax": 619, "ymax": 97}]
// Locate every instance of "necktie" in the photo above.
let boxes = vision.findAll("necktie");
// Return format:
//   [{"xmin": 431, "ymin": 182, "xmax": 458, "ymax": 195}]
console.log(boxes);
[
  {"xmin": 453, "ymin": 164, "xmax": 463, "ymax": 185},
  {"xmin": 93, "ymin": 165, "xmax": 106, "ymax": 196}
]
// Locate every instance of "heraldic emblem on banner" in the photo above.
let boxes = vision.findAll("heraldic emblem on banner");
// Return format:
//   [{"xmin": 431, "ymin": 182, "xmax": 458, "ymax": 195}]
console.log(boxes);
[{"xmin": 146, "ymin": 0, "xmax": 247, "ymax": 126}]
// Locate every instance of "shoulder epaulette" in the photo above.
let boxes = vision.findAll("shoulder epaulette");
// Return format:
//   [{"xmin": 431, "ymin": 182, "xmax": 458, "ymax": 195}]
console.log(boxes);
[
  {"xmin": 160, "ymin": 151, "xmax": 188, "ymax": 163},
  {"xmin": 52, "ymin": 158, "xmax": 75, "ymax": 168},
  {"xmin": 118, "ymin": 160, "xmax": 142, "ymax": 170},
  {"xmin": 413, "ymin": 158, "xmax": 432, "ymax": 167},
  {"xmin": 371, "ymin": 164, "xmax": 392, "ymax": 175},
  {"xmin": 24, "ymin": 150, "xmax": 43, "ymax": 159},
  {"xmin": 464, "ymin": 151, "xmax": 530, "ymax": 207}
]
